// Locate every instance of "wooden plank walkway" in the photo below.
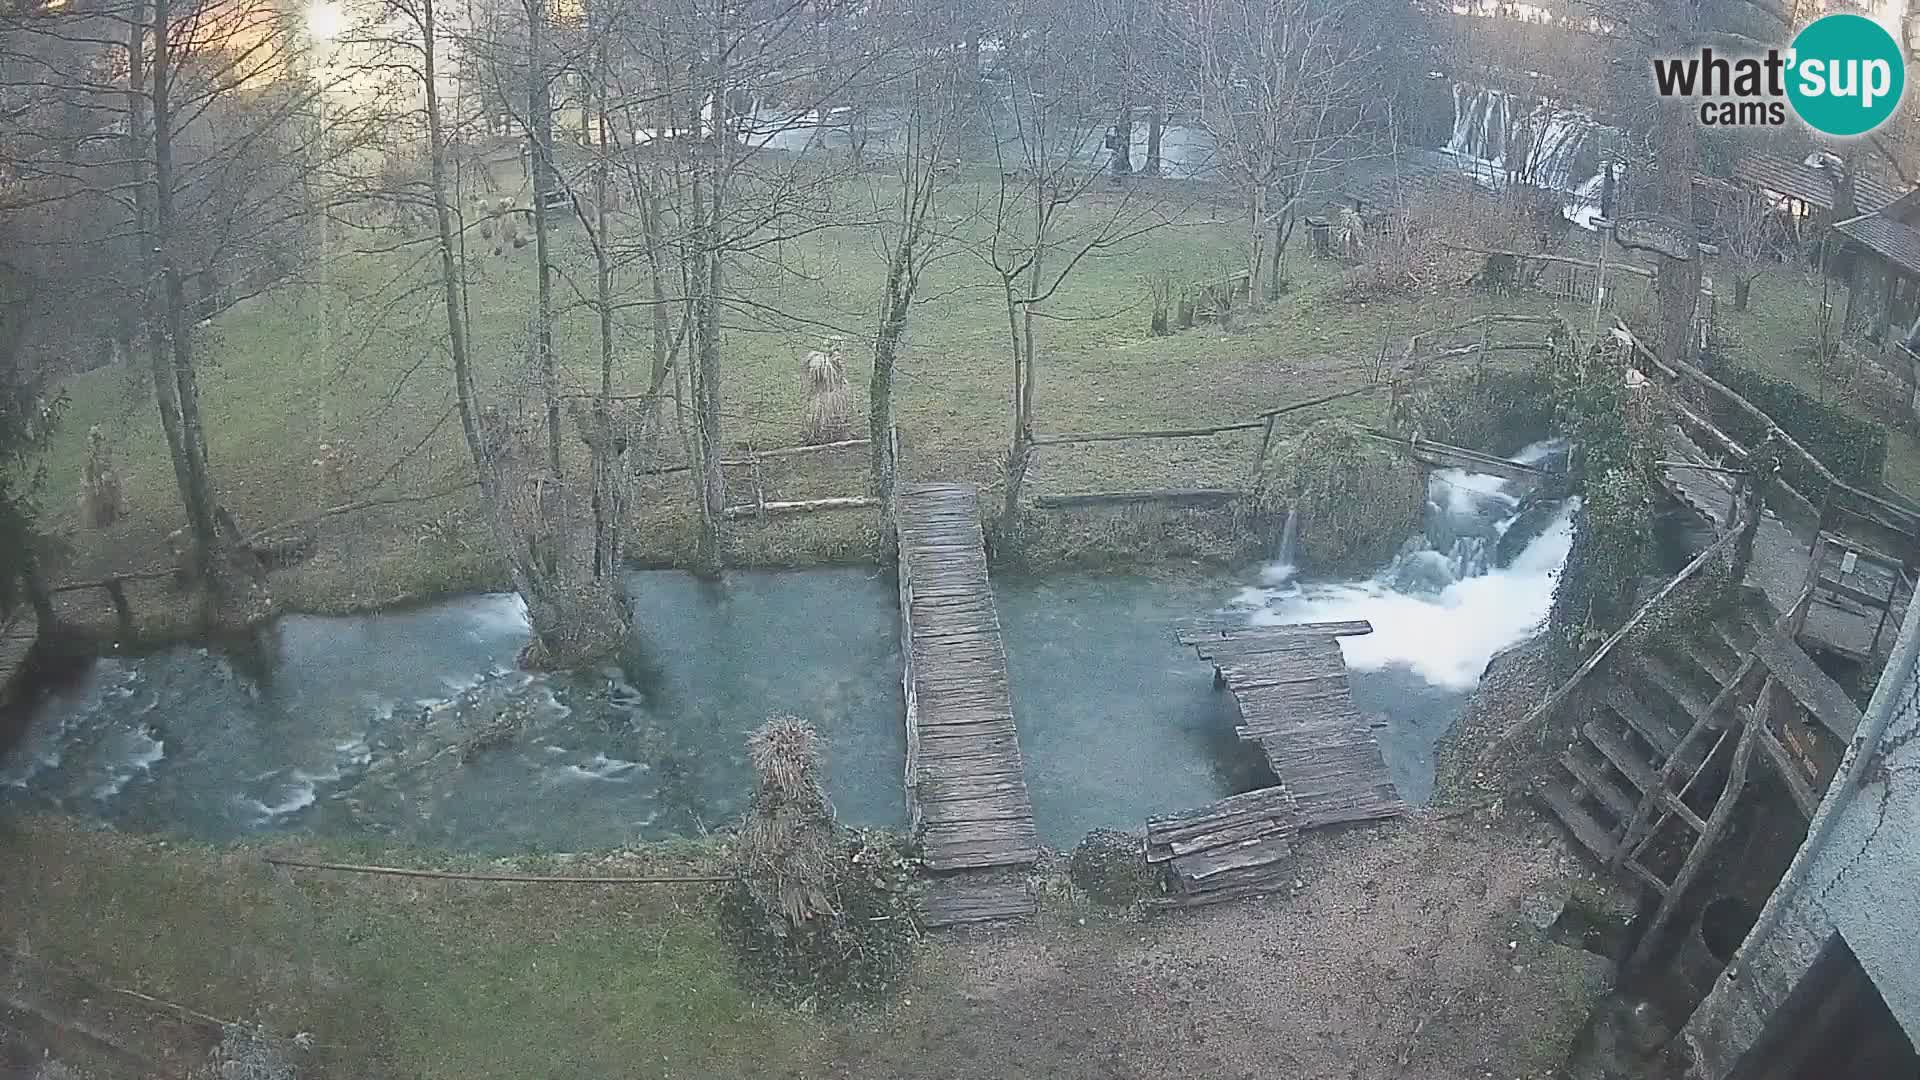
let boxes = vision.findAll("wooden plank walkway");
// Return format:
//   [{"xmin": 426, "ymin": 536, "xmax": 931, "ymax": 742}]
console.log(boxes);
[
  {"xmin": 1660, "ymin": 426, "xmax": 1901, "ymax": 660},
  {"xmin": 897, "ymin": 483, "xmax": 1039, "ymax": 879},
  {"xmin": 1180, "ymin": 623, "xmax": 1404, "ymax": 829}
]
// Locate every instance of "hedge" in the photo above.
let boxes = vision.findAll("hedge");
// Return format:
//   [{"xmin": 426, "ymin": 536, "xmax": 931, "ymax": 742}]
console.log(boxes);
[{"xmin": 1699, "ymin": 353, "xmax": 1888, "ymax": 496}]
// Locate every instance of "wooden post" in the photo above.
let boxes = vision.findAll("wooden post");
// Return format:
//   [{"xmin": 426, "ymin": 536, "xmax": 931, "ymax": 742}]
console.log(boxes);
[
  {"xmin": 1626, "ymin": 688, "xmax": 1764, "ymax": 976},
  {"xmin": 1728, "ymin": 470, "xmax": 1763, "ymax": 587},
  {"xmin": 104, "ymin": 577, "xmax": 133, "ymax": 637},
  {"xmin": 1250, "ymin": 415, "xmax": 1278, "ymax": 491},
  {"xmin": 750, "ymin": 448, "xmax": 765, "ymax": 516}
]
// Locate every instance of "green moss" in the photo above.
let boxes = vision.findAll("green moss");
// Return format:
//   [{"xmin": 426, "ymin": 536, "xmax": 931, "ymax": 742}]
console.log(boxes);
[{"xmin": 1261, "ymin": 419, "xmax": 1424, "ymax": 576}]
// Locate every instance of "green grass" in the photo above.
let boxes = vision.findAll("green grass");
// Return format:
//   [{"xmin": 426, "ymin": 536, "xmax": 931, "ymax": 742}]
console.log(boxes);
[
  {"xmin": 1, "ymin": 821, "xmax": 819, "ymax": 1079},
  {"xmin": 1712, "ymin": 261, "xmax": 1920, "ymax": 497},
  {"xmin": 38, "ymin": 173, "xmax": 1895, "ymax": 610}
]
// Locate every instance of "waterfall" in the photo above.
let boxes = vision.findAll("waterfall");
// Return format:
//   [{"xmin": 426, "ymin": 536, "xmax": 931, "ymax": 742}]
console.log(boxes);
[
  {"xmin": 1275, "ymin": 507, "xmax": 1301, "ymax": 570},
  {"xmin": 1233, "ymin": 441, "xmax": 1574, "ymax": 691},
  {"xmin": 1445, "ymin": 86, "xmax": 1512, "ymax": 164}
]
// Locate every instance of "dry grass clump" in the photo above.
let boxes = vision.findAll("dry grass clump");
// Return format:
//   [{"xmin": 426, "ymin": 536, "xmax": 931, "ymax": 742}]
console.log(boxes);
[
  {"xmin": 800, "ymin": 342, "xmax": 853, "ymax": 445},
  {"xmin": 720, "ymin": 714, "xmax": 919, "ymax": 1006}
]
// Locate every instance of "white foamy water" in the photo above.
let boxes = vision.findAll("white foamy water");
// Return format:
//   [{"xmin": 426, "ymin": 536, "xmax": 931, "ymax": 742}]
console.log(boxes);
[
  {"xmin": 561, "ymin": 754, "xmax": 645, "ymax": 782},
  {"xmin": 1236, "ymin": 444, "xmax": 1576, "ymax": 692},
  {"xmin": 91, "ymin": 726, "xmax": 167, "ymax": 800}
]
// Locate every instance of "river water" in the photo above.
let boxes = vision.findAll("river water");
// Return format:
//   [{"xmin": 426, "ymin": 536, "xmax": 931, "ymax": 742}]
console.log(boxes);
[{"xmin": 3, "ymin": 450, "xmax": 1572, "ymax": 849}]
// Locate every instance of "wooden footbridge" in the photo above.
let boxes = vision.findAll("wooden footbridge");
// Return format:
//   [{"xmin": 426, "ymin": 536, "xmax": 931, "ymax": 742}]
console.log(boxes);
[
  {"xmin": 1147, "ymin": 621, "xmax": 1406, "ymax": 905},
  {"xmin": 896, "ymin": 483, "xmax": 1040, "ymax": 925}
]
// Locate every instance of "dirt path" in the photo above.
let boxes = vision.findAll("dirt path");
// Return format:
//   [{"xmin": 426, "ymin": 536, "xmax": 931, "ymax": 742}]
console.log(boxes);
[{"xmin": 831, "ymin": 810, "xmax": 1610, "ymax": 1080}]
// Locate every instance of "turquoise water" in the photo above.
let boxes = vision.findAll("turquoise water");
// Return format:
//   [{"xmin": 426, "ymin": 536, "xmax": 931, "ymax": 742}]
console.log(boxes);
[
  {"xmin": 1, "ymin": 569, "xmax": 908, "ymax": 852},
  {"xmin": 4, "ymin": 466, "xmax": 1572, "ymax": 853}
]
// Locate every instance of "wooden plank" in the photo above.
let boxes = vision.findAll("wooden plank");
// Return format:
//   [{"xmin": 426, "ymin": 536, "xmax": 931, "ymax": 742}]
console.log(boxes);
[
  {"xmin": 1031, "ymin": 488, "xmax": 1244, "ymax": 509},
  {"xmin": 897, "ymin": 483, "xmax": 1039, "ymax": 875},
  {"xmin": 1754, "ymin": 723, "xmax": 1822, "ymax": 818},
  {"xmin": 1750, "ymin": 625, "xmax": 1863, "ymax": 739},
  {"xmin": 1168, "ymin": 832, "xmax": 1293, "ymax": 884},
  {"xmin": 1535, "ymin": 778, "xmax": 1620, "ymax": 862},
  {"xmin": 1562, "ymin": 748, "xmax": 1636, "ymax": 822},
  {"xmin": 1605, "ymin": 682, "xmax": 1680, "ymax": 756},
  {"xmin": 1144, "ymin": 786, "xmax": 1296, "ymax": 841},
  {"xmin": 1179, "ymin": 621, "xmax": 1373, "ymax": 649},
  {"xmin": 922, "ymin": 875, "xmax": 1036, "ymax": 927},
  {"xmin": 1583, "ymin": 720, "xmax": 1659, "ymax": 794}
]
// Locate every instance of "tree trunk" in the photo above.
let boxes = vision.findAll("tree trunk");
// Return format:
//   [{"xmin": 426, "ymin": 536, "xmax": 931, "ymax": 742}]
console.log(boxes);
[
  {"xmin": 1269, "ymin": 205, "xmax": 1293, "ymax": 301},
  {"xmin": 1246, "ymin": 184, "xmax": 1268, "ymax": 312},
  {"xmin": 871, "ymin": 248, "xmax": 911, "ymax": 555},
  {"xmin": 688, "ymin": 36, "xmax": 728, "ymax": 577},
  {"xmin": 1734, "ymin": 276, "xmax": 1752, "ymax": 311},
  {"xmin": 422, "ymin": 0, "xmax": 620, "ymax": 667},
  {"xmin": 149, "ymin": 0, "xmax": 224, "ymax": 589},
  {"xmin": 1144, "ymin": 108, "xmax": 1163, "ymax": 177},
  {"xmin": 125, "ymin": 8, "xmax": 195, "ymax": 541},
  {"xmin": 1652, "ymin": 97, "xmax": 1701, "ymax": 368},
  {"xmin": 527, "ymin": 0, "xmax": 562, "ymax": 480},
  {"xmin": 591, "ymin": 49, "xmax": 619, "ymax": 581},
  {"xmin": 1111, "ymin": 101, "xmax": 1132, "ymax": 177}
]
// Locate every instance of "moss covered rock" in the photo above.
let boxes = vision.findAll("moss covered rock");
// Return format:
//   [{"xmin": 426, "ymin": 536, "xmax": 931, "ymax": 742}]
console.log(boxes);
[{"xmin": 1068, "ymin": 828, "xmax": 1158, "ymax": 906}]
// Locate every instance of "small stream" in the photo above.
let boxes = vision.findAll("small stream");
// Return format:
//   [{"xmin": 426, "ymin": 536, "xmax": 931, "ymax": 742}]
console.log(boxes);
[{"xmin": 3, "ymin": 448, "xmax": 1573, "ymax": 849}]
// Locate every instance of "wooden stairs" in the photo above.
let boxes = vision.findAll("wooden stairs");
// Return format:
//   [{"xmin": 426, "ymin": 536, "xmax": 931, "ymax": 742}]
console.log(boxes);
[{"xmin": 1535, "ymin": 604, "xmax": 1861, "ymax": 899}]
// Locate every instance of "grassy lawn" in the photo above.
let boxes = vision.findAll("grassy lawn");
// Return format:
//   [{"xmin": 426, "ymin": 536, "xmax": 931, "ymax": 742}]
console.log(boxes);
[
  {"xmin": 1711, "ymin": 261, "xmax": 1920, "ymax": 497},
  {"xmin": 1, "ymin": 821, "xmax": 822, "ymax": 1079},
  {"xmin": 37, "ymin": 169, "xmax": 1895, "ymax": 612}
]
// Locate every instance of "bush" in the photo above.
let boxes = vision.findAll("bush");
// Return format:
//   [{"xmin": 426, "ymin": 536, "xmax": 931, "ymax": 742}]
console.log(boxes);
[
  {"xmin": 1543, "ymin": 340, "xmax": 1663, "ymax": 665},
  {"xmin": 719, "ymin": 716, "xmax": 920, "ymax": 1006},
  {"xmin": 1261, "ymin": 419, "xmax": 1424, "ymax": 575},
  {"xmin": 1068, "ymin": 828, "xmax": 1158, "ymax": 906},
  {"xmin": 1698, "ymin": 353, "xmax": 1889, "ymax": 495},
  {"xmin": 1390, "ymin": 364, "xmax": 1557, "ymax": 456}
]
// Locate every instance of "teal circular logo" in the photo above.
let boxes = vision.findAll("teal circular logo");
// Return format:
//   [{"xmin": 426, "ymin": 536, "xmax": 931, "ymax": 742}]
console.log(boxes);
[{"xmin": 1787, "ymin": 14, "xmax": 1906, "ymax": 136}]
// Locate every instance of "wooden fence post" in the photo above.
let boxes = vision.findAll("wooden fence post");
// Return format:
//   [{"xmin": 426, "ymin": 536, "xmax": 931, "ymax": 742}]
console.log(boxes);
[{"xmin": 1250, "ymin": 416, "xmax": 1279, "ymax": 492}]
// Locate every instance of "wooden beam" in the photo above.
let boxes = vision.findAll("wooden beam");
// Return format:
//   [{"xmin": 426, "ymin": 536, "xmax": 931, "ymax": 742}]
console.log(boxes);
[
  {"xmin": 1627, "ymin": 696, "xmax": 1763, "ymax": 975},
  {"xmin": 1754, "ymin": 722, "xmax": 1821, "ymax": 817},
  {"xmin": 1030, "ymin": 421, "xmax": 1265, "ymax": 446},
  {"xmin": 1485, "ymin": 521, "xmax": 1749, "ymax": 773},
  {"xmin": 1355, "ymin": 429, "xmax": 1548, "ymax": 481},
  {"xmin": 1253, "ymin": 384, "xmax": 1379, "ymax": 419},
  {"xmin": 719, "ymin": 496, "xmax": 878, "ymax": 519},
  {"xmin": 1447, "ymin": 244, "xmax": 1658, "ymax": 279},
  {"xmin": 1031, "ymin": 488, "xmax": 1244, "ymax": 510}
]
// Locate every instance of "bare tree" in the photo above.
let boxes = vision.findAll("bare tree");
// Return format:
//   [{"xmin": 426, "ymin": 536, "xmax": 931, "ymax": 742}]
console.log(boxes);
[
  {"xmin": 979, "ymin": 0, "xmax": 1179, "ymax": 523},
  {"xmin": 1702, "ymin": 177, "xmax": 1786, "ymax": 311},
  {"xmin": 3, "ymin": 0, "xmax": 348, "ymax": 620},
  {"xmin": 1167, "ymin": 0, "xmax": 1384, "ymax": 309}
]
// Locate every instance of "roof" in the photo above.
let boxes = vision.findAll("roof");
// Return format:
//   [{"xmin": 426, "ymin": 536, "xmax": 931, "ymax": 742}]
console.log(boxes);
[
  {"xmin": 1733, "ymin": 154, "xmax": 1904, "ymax": 215},
  {"xmin": 1835, "ymin": 211, "xmax": 1920, "ymax": 275}
]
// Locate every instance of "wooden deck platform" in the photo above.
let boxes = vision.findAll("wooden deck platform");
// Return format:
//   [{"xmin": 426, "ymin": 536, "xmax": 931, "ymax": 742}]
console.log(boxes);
[
  {"xmin": 897, "ymin": 484, "xmax": 1039, "ymax": 886},
  {"xmin": 1179, "ymin": 623, "xmax": 1405, "ymax": 829}
]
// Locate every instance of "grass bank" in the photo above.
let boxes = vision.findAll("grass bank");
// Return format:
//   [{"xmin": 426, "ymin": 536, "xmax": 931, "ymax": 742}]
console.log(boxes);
[{"xmin": 1, "ymin": 821, "xmax": 821, "ymax": 1079}]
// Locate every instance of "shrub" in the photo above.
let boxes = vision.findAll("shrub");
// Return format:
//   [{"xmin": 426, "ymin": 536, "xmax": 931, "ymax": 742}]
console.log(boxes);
[
  {"xmin": 1260, "ymin": 419, "xmax": 1424, "ymax": 575},
  {"xmin": 1390, "ymin": 364, "xmax": 1557, "ymax": 456},
  {"xmin": 1698, "ymin": 353, "xmax": 1888, "ymax": 495},
  {"xmin": 719, "ymin": 716, "xmax": 920, "ymax": 1005},
  {"xmin": 1068, "ymin": 827, "xmax": 1158, "ymax": 906}
]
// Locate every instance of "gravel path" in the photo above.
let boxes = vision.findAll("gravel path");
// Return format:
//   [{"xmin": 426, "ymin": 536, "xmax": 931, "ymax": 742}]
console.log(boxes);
[{"xmin": 831, "ymin": 810, "xmax": 1613, "ymax": 1080}]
